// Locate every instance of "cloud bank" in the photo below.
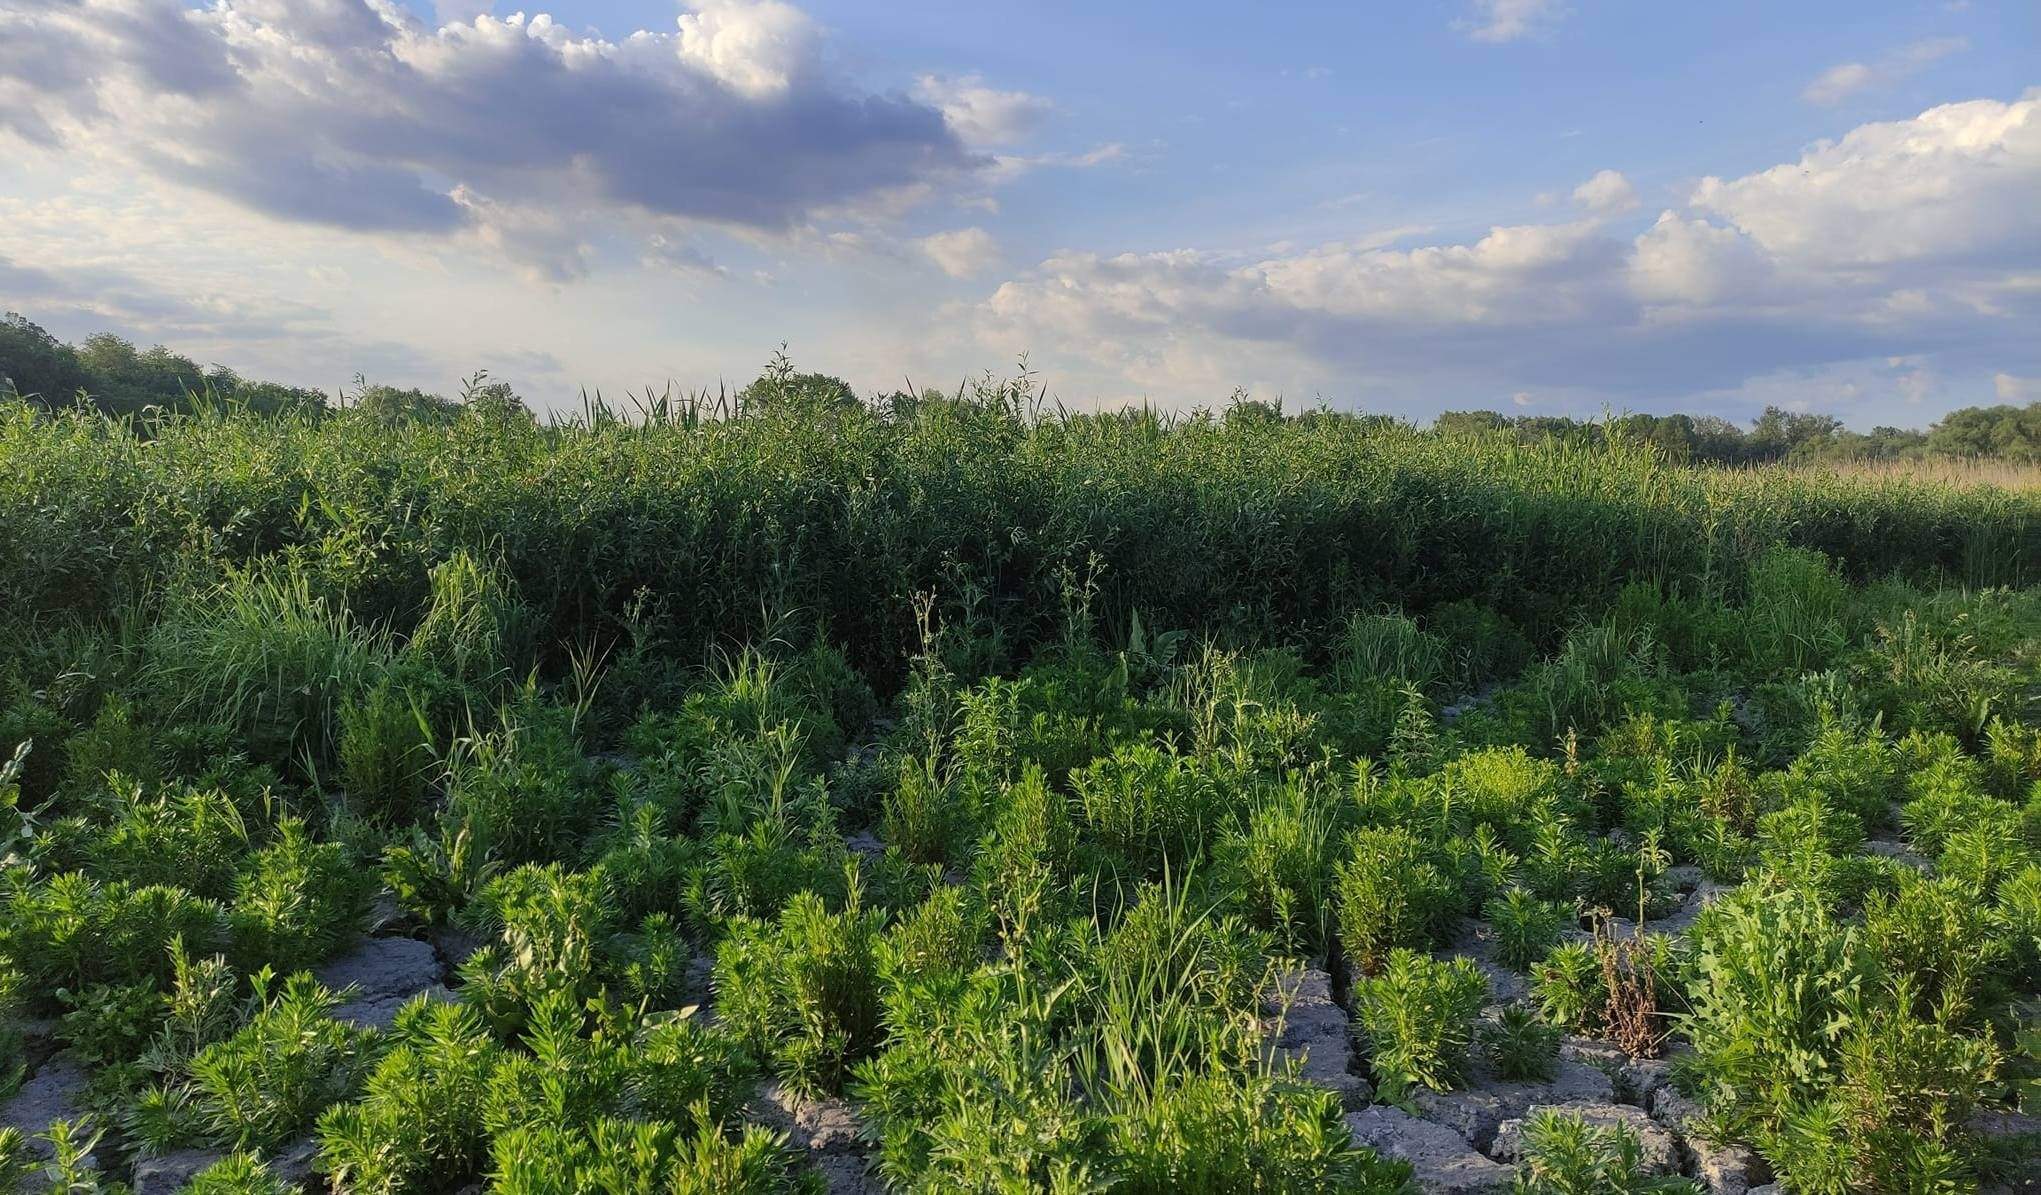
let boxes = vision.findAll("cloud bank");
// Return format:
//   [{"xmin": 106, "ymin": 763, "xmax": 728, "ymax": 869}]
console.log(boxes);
[
  {"xmin": 0, "ymin": 0, "xmax": 984, "ymax": 244},
  {"xmin": 973, "ymin": 95, "xmax": 2041, "ymax": 411}
]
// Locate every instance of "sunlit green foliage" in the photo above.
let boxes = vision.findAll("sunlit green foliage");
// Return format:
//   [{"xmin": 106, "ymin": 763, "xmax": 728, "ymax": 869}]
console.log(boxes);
[{"xmin": 0, "ymin": 385, "xmax": 2036, "ymax": 1192}]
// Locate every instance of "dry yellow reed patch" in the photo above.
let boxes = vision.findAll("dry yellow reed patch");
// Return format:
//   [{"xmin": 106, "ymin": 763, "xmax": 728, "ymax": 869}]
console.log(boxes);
[{"xmin": 1791, "ymin": 457, "xmax": 2041, "ymax": 491}]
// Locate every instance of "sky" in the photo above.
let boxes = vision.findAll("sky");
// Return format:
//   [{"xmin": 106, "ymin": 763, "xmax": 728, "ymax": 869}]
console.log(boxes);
[{"xmin": 0, "ymin": 0, "xmax": 2037, "ymax": 425}]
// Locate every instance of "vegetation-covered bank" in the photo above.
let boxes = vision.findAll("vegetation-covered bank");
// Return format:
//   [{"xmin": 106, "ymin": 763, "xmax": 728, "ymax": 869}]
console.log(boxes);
[
  {"xmin": 3, "ymin": 384, "xmax": 2034, "ymax": 686},
  {"xmin": 0, "ymin": 386, "xmax": 2037, "ymax": 1193}
]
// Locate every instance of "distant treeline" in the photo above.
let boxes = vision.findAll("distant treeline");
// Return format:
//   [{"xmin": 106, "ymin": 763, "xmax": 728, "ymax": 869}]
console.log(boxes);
[
  {"xmin": 1430, "ymin": 406, "xmax": 2041, "ymax": 465},
  {"xmin": 0, "ymin": 312, "xmax": 535, "ymax": 423},
  {"xmin": 8, "ymin": 310, "xmax": 2040, "ymax": 462}
]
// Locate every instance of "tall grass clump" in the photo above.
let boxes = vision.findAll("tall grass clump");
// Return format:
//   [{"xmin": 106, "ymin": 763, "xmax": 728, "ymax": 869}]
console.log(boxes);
[
  {"xmin": 146, "ymin": 563, "xmax": 392, "ymax": 765},
  {"xmin": 8, "ymin": 391, "xmax": 2037, "ymax": 688}
]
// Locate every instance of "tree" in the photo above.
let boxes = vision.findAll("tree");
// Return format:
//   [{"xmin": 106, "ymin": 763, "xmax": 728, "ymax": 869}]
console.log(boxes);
[
  {"xmin": 737, "ymin": 370, "xmax": 860, "ymax": 416},
  {"xmin": 1746, "ymin": 407, "xmax": 1844, "ymax": 462},
  {"xmin": 0, "ymin": 313, "xmax": 92, "ymax": 405},
  {"xmin": 1434, "ymin": 410, "xmax": 1510, "ymax": 438},
  {"xmin": 1222, "ymin": 391, "xmax": 1285, "ymax": 427},
  {"xmin": 233, "ymin": 381, "xmax": 330, "ymax": 417},
  {"xmin": 736, "ymin": 349, "xmax": 861, "ymax": 417},
  {"xmin": 73, "ymin": 333, "xmax": 213, "ymax": 414},
  {"xmin": 348, "ymin": 381, "xmax": 463, "ymax": 426},
  {"xmin": 1926, "ymin": 404, "xmax": 2041, "ymax": 461},
  {"xmin": 461, "ymin": 374, "xmax": 536, "ymax": 427}
]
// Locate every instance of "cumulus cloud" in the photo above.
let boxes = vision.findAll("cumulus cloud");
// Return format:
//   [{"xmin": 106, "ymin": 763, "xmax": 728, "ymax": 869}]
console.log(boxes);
[
  {"xmin": 914, "ymin": 74, "xmax": 1055, "ymax": 146},
  {"xmin": 1572, "ymin": 170, "xmax": 1638, "ymax": 215},
  {"xmin": 0, "ymin": 0, "xmax": 981, "ymax": 252},
  {"xmin": 1458, "ymin": 0, "xmax": 1567, "ymax": 44},
  {"xmin": 1803, "ymin": 36, "xmax": 1967, "ymax": 105},
  {"xmin": 677, "ymin": 0, "xmax": 814, "ymax": 98},
  {"xmin": 1691, "ymin": 95, "xmax": 2040, "ymax": 268},
  {"xmin": 972, "ymin": 95, "xmax": 2041, "ymax": 412},
  {"xmin": 1628, "ymin": 213, "xmax": 1774, "ymax": 307},
  {"xmin": 1803, "ymin": 63, "xmax": 1877, "ymax": 108},
  {"xmin": 917, "ymin": 227, "xmax": 1001, "ymax": 279}
]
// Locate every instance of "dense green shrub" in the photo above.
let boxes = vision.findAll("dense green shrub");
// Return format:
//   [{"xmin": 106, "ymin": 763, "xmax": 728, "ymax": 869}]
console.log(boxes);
[
  {"xmin": 62, "ymin": 694, "xmax": 159, "ymax": 798},
  {"xmin": 1214, "ymin": 775, "xmax": 1344, "ymax": 955},
  {"xmin": 1683, "ymin": 883, "xmax": 1864, "ymax": 1137},
  {"xmin": 1484, "ymin": 887, "xmax": 1572, "ymax": 972},
  {"xmin": 714, "ymin": 876, "xmax": 885, "ymax": 1096},
  {"xmin": 879, "ymin": 754, "xmax": 979, "ymax": 869},
  {"xmin": 1533, "ymin": 940, "xmax": 1606, "ymax": 1035},
  {"xmin": 0, "ymin": 684, "xmax": 70, "ymax": 809},
  {"xmin": 1069, "ymin": 743, "xmax": 1223, "ymax": 878},
  {"xmin": 381, "ymin": 817, "xmax": 496, "ymax": 928},
  {"xmin": 1482, "ymin": 1003, "xmax": 1561, "ymax": 1081},
  {"xmin": 406, "ymin": 549, "xmax": 526, "ymax": 690},
  {"xmin": 1350, "ymin": 948, "xmax": 1487, "ymax": 1101},
  {"xmin": 1755, "ymin": 979, "xmax": 1999, "ymax": 1194},
  {"xmin": 456, "ymin": 863, "xmax": 685, "ymax": 1032},
  {"xmin": 318, "ymin": 998, "xmax": 506, "ymax": 1194},
  {"xmin": 490, "ymin": 1117, "xmax": 816, "ymax": 1195},
  {"xmin": 685, "ymin": 785, "xmax": 851, "ymax": 931},
  {"xmin": 185, "ymin": 1152, "xmax": 299, "ymax": 1195},
  {"xmin": 83, "ymin": 778, "xmax": 252, "ymax": 899},
  {"xmin": 1168, "ymin": 647, "xmax": 1329, "ymax": 778},
  {"xmin": 589, "ymin": 801, "xmax": 700, "ymax": 925},
  {"xmin": 854, "ymin": 877, "xmax": 1409, "ymax": 1192},
  {"xmin": 1739, "ymin": 547, "xmax": 1849, "ymax": 674},
  {"xmin": 443, "ymin": 694, "xmax": 598, "ymax": 868},
  {"xmin": 1329, "ymin": 611, "xmax": 1450, "ymax": 756},
  {"xmin": 228, "ymin": 818, "xmax": 370, "ymax": 973},
  {"xmin": 186, "ymin": 972, "xmax": 376, "ymax": 1150},
  {"xmin": 145, "ymin": 563, "xmax": 394, "ymax": 766},
  {"xmin": 1337, "ymin": 827, "xmax": 1459, "ymax": 976},
  {"xmin": 1103, "ymin": 1070, "xmax": 1411, "ymax": 1193},
  {"xmin": 3, "ymin": 873, "xmax": 230, "ymax": 996},
  {"xmin": 879, "ymin": 884, "xmax": 988, "ymax": 986},
  {"xmin": 970, "ymin": 764, "xmax": 1081, "ymax": 941},
  {"xmin": 338, "ymin": 676, "xmax": 437, "ymax": 824},
  {"xmin": 473, "ymin": 990, "xmax": 770, "ymax": 1190},
  {"xmin": 1514, "ymin": 1107, "xmax": 1702, "ymax": 1194}
]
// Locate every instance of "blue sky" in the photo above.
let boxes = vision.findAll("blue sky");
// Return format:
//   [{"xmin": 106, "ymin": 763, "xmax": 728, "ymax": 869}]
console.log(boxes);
[{"xmin": 1, "ymin": 0, "xmax": 2036, "ymax": 423}]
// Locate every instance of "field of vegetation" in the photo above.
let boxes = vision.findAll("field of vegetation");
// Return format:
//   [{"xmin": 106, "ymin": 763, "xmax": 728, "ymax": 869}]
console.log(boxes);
[{"xmin": 1, "ymin": 366, "xmax": 2038, "ymax": 1193}]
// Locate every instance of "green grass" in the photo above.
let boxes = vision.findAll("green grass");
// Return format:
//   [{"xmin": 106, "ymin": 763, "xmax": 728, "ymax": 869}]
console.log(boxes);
[{"xmin": 0, "ymin": 393, "xmax": 2035, "ymax": 1191}]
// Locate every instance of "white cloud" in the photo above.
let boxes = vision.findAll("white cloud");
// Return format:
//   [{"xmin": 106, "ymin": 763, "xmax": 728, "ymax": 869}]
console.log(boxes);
[
  {"xmin": 449, "ymin": 187, "xmax": 593, "ymax": 284},
  {"xmin": 970, "ymin": 94, "xmax": 2041, "ymax": 414},
  {"xmin": 1690, "ymin": 95, "xmax": 2040, "ymax": 268},
  {"xmin": 1628, "ymin": 213, "xmax": 1774, "ymax": 306},
  {"xmin": 677, "ymin": 0, "xmax": 815, "ymax": 98},
  {"xmin": 1572, "ymin": 169, "xmax": 1637, "ymax": 215},
  {"xmin": 1803, "ymin": 63, "xmax": 1877, "ymax": 107},
  {"xmin": 1803, "ymin": 36, "xmax": 1967, "ymax": 106},
  {"xmin": 0, "ymin": 0, "xmax": 979, "ymax": 252},
  {"xmin": 1459, "ymin": 0, "xmax": 1566, "ymax": 44},
  {"xmin": 1893, "ymin": 359, "xmax": 1936, "ymax": 403},
  {"xmin": 1998, "ymin": 373, "xmax": 2041, "ymax": 401},
  {"xmin": 917, "ymin": 227, "xmax": 1001, "ymax": 279},
  {"xmin": 983, "ymin": 142, "xmax": 1128, "ymax": 186},
  {"xmin": 915, "ymin": 73, "xmax": 1055, "ymax": 146},
  {"xmin": 642, "ymin": 232, "xmax": 723, "ymax": 275},
  {"xmin": 1252, "ymin": 220, "xmax": 1624, "ymax": 324}
]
